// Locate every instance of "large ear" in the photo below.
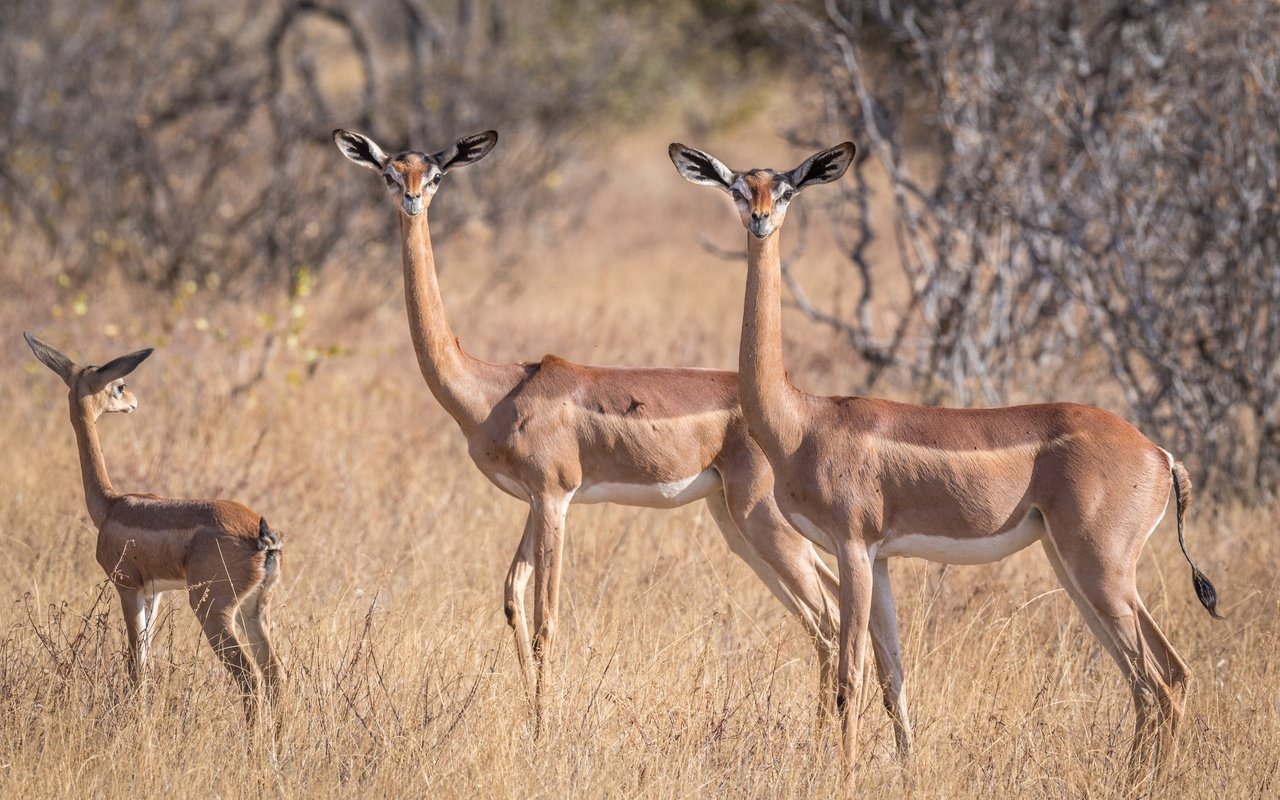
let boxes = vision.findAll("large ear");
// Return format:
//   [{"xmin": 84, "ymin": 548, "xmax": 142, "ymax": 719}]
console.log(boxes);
[
  {"xmin": 85, "ymin": 348, "xmax": 154, "ymax": 393},
  {"xmin": 432, "ymin": 131, "xmax": 498, "ymax": 171},
  {"xmin": 333, "ymin": 129, "xmax": 389, "ymax": 172},
  {"xmin": 25, "ymin": 332, "xmax": 75, "ymax": 386},
  {"xmin": 785, "ymin": 142, "xmax": 856, "ymax": 191},
  {"xmin": 668, "ymin": 143, "xmax": 735, "ymax": 190}
]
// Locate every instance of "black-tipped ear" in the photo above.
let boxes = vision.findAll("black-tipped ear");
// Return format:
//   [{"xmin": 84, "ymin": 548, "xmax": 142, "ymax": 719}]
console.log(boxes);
[
  {"xmin": 669, "ymin": 143, "xmax": 735, "ymax": 190},
  {"xmin": 434, "ymin": 131, "xmax": 498, "ymax": 171},
  {"xmin": 25, "ymin": 332, "xmax": 75, "ymax": 386},
  {"xmin": 786, "ymin": 142, "xmax": 856, "ymax": 191},
  {"xmin": 86, "ymin": 348, "xmax": 153, "ymax": 394},
  {"xmin": 333, "ymin": 129, "xmax": 389, "ymax": 172}
]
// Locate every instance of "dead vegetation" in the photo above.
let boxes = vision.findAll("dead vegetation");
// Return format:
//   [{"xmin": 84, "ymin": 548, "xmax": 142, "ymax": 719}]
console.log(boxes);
[
  {"xmin": 1, "ymin": 1, "xmax": 1277, "ymax": 797},
  {"xmin": 776, "ymin": 0, "xmax": 1280, "ymax": 498}
]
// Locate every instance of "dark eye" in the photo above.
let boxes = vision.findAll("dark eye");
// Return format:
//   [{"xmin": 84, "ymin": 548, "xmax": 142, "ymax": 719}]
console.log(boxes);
[
  {"xmin": 115, "ymin": 384, "xmax": 125, "ymax": 395},
  {"xmin": 781, "ymin": 189, "xmax": 795, "ymax": 202},
  {"xmin": 383, "ymin": 174, "xmax": 396, "ymax": 188},
  {"xmin": 731, "ymin": 188, "xmax": 745, "ymax": 201},
  {"xmin": 431, "ymin": 174, "xmax": 442, "ymax": 185}
]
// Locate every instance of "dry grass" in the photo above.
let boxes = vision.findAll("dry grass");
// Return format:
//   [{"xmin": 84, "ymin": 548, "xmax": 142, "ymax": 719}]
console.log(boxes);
[{"xmin": 1, "ymin": 121, "xmax": 1277, "ymax": 799}]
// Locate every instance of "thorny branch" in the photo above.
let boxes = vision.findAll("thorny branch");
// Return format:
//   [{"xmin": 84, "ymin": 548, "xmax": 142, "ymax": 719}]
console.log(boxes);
[{"xmin": 771, "ymin": 0, "xmax": 1280, "ymax": 498}]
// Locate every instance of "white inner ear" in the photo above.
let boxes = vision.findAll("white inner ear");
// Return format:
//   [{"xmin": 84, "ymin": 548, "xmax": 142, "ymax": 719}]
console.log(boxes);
[
  {"xmin": 364, "ymin": 139, "xmax": 388, "ymax": 166},
  {"xmin": 707, "ymin": 156, "xmax": 734, "ymax": 187},
  {"xmin": 340, "ymin": 134, "xmax": 387, "ymax": 170},
  {"xmin": 677, "ymin": 149, "xmax": 732, "ymax": 187}
]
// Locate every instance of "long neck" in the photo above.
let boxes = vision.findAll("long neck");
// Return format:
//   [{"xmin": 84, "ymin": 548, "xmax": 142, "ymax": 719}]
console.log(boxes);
[
  {"xmin": 69, "ymin": 403, "xmax": 116, "ymax": 528},
  {"xmin": 740, "ymin": 232, "xmax": 806, "ymax": 457},
  {"xmin": 399, "ymin": 210, "xmax": 497, "ymax": 429}
]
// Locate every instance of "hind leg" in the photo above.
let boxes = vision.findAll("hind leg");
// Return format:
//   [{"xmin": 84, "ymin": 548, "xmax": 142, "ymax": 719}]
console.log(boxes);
[
  {"xmin": 237, "ymin": 583, "xmax": 284, "ymax": 742},
  {"xmin": 1042, "ymin": 532, "xmax": 1191, "ymax": 776},
  {"xmin": 190, "ymin": 588, "xmax": 260, "ymax": 724},
  {"xmin": 1040, "ymin": 539, "xmax": 1126, "ymax": 668},
  {"xmin": 236, "ymin": 585, "xmax": 284, "ymax": 704},
  {"xmin": 705, "ymin": 487, "xmax": 841, "ymax": 726}
]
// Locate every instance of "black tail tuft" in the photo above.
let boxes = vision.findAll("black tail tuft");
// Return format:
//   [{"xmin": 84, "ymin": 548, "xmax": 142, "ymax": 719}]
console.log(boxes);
[
  {"xmin": 1192, "ymin": 566, "xmax": 1224, "ymax": 620},
  {"xmin": 257, "ymin": 518, "xmax": 281, "ymax": 550},
  {"xmin": 1171, "ymin": 463, "xmax": 1224, "ymax": 620},
  {"xmin": 257, "ymin": 517, "xmax": 283, "ymax": 576}
]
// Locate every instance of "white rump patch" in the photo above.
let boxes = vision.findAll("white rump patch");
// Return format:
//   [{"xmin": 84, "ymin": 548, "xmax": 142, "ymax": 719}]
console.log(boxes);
[
  {"xmin": 877, "ymin": 510, "xmax": 1047, "ymax": 565},
  {"xmin": 574, "ymin": 469, "xmax": 720, "ymax": 508}
]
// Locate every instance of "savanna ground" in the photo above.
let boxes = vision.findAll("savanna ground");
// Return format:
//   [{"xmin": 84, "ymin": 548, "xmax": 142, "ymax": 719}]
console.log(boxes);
[{"xmin": 1, "ymin": 114, "xmax": 1277, "ymax": 798}]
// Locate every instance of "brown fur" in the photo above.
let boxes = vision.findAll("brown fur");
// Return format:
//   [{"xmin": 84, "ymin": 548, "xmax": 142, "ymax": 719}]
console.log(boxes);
[
  {"xmin": 26, "ymin": 336, "xmax": 284, "ymax": 726},
  {"xmin": 740, "ymin": 198, "xmax": 1195, "ymax": 778},
  {"xmin": 393, "ymin": 204, "xmax": 851, "ymax": 725},
  {"xmin": 743, "ymin": 171, "xmax": 777, "ymax": 219},
  {"xmin": 672, "ymin": 142, "xmax": 1211, "ymax": 779},
  {"xmin": 339, "ymin": 129, "xmax": 917, "ymax": 747}
]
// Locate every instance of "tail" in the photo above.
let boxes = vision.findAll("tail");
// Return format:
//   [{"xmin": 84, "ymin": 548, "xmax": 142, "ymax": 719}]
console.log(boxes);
[
  {"xmin": 257, "ymin": 517, "xmax": 284, "ymax": 576},
  {"xmin": 1171, "ymin": 462, "xmax": 1223, "ymax": 619}
]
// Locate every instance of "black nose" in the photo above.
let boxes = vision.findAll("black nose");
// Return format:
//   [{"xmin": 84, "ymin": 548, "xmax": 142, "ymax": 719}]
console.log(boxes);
[
  {"xmin": 751, "ymin": 210, "xmax": 770, "ymax": 220},
  {"xmin": 405, "ymin": 192, "xmax": 421, "ymax": 200}
]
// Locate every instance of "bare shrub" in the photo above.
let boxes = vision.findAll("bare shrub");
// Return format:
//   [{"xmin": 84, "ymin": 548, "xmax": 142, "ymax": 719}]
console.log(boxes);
[
  {"xmin": 0, "ymin": 0, "xmax": 665, "ymax": 292},
  {"xmin": 774, "ymin": 0, "xmax": 1280, "ymax": 499}
]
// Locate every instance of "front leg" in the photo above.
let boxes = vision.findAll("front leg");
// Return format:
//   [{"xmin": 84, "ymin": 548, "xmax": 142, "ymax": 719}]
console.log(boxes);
[
  {"xmin": 116, "ymin": 586, "xmax": 148, "ymax": 684},
  {"xmin": 869, "ymin": 558, "xmax": 912, "ymax": 760},
  {"xmin": 531, "ymin": 493, "xmax": 571, "ymax": 710},
  {"xmin": 142, "ymin": 592, "xmax": 161, "ymax": 669},
  {"xmin": 504, "ymin": 520, "xmax": 537, "ymax": 697},
  {"xmin": 834, "ymin": 539, "xmax": 875, "ymax": 777}
]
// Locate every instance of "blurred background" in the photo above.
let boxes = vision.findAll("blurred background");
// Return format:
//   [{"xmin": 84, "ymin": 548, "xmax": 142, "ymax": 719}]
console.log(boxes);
[
  {"xmin": 4, "ymin": 0, "xmax": 1278, "ymax": 498},
  {"xmin": 2, "ymin": 3, "xmax": 1277, "ymax": 796}
]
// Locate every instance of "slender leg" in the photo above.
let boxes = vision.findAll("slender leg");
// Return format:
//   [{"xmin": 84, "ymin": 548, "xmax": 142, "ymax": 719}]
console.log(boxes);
[
  {"xmin": 190, "ymin": 588, "xmax": 260, "ymax": 723},
  {"xmin": 869, "ymin": 558, "xmax": 912, "ymax": 760},
  {"xmin": 237, "ymin": 583, "xmax": 285, "ymax": 743},
  {"xmin": 531, "ymin": 494, "xmax": 570, "ymax": 711},
  {"xmin": 834, "ymin": 539, "xmax": 875, "ymax": 775},
  {"xmin": 143, "ymin": 592, "xmax": 162, "ymax": 664},
  {"xmin": 504, "ymin": 520, "xmax": 537, "ymax": 697},
  {"xmin": 1040, "ymin": 539, "xmax": 1125, "ymax": 668},
  {"xmin": 117, "ymin": 586, "xmax": 148, "ymax": 684},
  {"xmin": 237, "ymin": 586, "xmax": 284, "ymax": 704},
  {"xmin": 1092, "ymin": 588, "xmax": 1186, "ymax": 776},
  {"xmin": 1043, "ymin": 532, "xmax": 1190, "ymax": 779},
  {"xmin": 704, "ymin": 489, "xmax": 841, "ymax": 725}
]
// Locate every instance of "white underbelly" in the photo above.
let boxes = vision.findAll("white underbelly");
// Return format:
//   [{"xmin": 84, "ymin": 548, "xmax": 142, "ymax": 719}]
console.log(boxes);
[
  {"xmin": 573, "ymin": 469, "xmax": 720, "ymax": 508},
  {"xmin": 786, "ymin": 512, "xmax": 839, "ymax": 553},
  {"xmin": 145, "ymin": 578, "xmax": 189, "ymax": 596},
  {"xmin": 877, "ymin": 510, "xmax": 1047, "ymax": 565},
  {"xmin": 490, "ymin": 471, "xmax": 526, "ymax": 499}
]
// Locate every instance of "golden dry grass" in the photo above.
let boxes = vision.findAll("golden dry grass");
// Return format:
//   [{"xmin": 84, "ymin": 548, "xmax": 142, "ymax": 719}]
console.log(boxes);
[{"xmin": 1, "ymin": 121, "xmax": 1276, "ymax": 798}]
